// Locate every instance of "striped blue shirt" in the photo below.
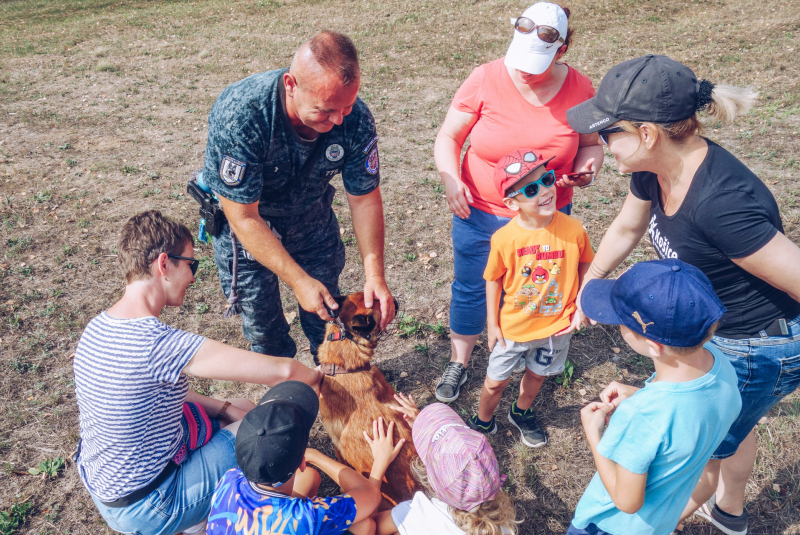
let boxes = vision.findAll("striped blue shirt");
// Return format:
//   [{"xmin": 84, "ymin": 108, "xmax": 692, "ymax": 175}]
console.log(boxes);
[{"xmin": 73, "ymin": 312, "xmax": 205, "ymax": 501}]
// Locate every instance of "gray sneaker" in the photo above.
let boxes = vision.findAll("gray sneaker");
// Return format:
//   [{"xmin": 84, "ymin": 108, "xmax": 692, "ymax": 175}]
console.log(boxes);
[
  {"xmin": 695, "ymin": 494, "xmax": 749, "ymax": 535},
  {"xmin": 507, "ymin": 402, "xmax": 547, "ymax": 448},
  {"xmin": 513, "ymin": 358, "xmax": 527, "ymax": 373},
  {"xmin": 435, "ymin": 362, "xmax": 468, "ymax": 402}
]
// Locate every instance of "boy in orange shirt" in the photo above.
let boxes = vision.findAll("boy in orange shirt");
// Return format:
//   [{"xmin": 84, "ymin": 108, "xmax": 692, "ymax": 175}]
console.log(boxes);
[{"xmin": 467, "ymin": 149, "xmax": 594, "ymax": 447}]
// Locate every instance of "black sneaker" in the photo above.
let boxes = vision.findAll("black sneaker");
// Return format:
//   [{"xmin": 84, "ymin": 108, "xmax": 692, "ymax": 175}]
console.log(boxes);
[
  {"xmin": 695, "ymin": 494, "xmax": 749, "ymax": 535},
  {"xmin": 435, "ymin": 362, "xmax": 468, "ymax": 402},
  {"xmin": 467, "ymin": 414, "xmax": 497, "ymax": 435},
  {"xmin": 508, "ymin": 403, "xmax": 547, "ymax": 448}
]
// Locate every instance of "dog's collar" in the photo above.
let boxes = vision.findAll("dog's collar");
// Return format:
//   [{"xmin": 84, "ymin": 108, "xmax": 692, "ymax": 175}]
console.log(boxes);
[
  {"xmin": 319, "ymin": 362, "xmax": 371, "ymax": 376},
  {"xmin": 326, "ymin": 329, "xmax": 353, "ymax": 342}
]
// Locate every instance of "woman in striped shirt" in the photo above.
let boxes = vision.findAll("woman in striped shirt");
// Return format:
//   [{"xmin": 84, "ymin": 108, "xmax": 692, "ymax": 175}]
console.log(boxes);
[{"xmin": 73, "ymin": 210, "xmax": 323, "ymax": 535}]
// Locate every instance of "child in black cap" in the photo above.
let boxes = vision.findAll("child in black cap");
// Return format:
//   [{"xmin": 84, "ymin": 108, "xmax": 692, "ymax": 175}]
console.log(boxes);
[
  {"xmin": 207, "ymin": 381, "xmax": 405, "ymax": 535},
  {"xmin": 568, "ymin": 259, "xmax": 741, "ymax": 535}
]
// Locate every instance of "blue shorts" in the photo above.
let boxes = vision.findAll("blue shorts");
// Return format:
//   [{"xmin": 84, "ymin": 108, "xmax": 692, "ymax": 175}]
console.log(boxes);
[
  {"xmin": 91, "ymin": 429, "xmax": 236, "ymax": 535},
  {"xmin": 567, "ymin": 523, "xmax": 611, "ymax": 535},
  {"xmin": 709, "ymin": 313, "xmax": 800, "ymax": 459},
  {"xmin": 449, "ymin": 203, "xmax": 571, "ymax": 336}
]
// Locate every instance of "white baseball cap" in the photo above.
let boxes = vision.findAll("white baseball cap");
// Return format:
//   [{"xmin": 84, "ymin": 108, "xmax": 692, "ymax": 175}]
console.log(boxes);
[{"xmin": 504, "ymin": 3, "xmax": 569, "ymax": 75}]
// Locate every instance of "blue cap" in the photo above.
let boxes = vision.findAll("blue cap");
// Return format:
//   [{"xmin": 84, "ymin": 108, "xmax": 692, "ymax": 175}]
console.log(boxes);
[{"xmin": 581, "ymin": 259, "xmax": 726, "ymax": 347}]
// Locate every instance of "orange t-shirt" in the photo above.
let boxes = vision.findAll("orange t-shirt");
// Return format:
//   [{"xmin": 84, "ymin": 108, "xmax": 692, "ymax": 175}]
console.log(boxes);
[
  {"xmin": 452, "ymin": 59, "xmax": 595, "ymax": 216},
  {"xmin": 483, "ymin": 212, "xmax": 595, "ymax": 341}
]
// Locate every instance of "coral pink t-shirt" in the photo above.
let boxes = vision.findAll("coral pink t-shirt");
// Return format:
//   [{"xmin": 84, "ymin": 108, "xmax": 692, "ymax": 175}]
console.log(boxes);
[{"xmin": 452, "ymin": 59, "xmax": 595, "ymax": 216}]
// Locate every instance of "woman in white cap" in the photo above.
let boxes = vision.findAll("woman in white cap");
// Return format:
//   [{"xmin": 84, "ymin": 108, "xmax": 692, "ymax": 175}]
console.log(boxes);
[
  {"xmin": 433, "ymin": 2, "xmax": 602, "ymax": 404},
  {"xmin": 567, "ymin": 55, "xmax": 800, "ymax": 535}
]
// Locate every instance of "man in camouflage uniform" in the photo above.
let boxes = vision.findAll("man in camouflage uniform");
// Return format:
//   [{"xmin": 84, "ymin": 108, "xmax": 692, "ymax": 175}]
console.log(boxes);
[{"xmin": 200, "ymin": 31, "xmax": 395, "ymax": 358}]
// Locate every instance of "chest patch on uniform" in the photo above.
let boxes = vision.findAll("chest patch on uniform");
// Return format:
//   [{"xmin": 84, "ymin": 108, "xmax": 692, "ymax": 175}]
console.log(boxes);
[
  {"xmin": 220, "ymin": 156, "xmax": 246, "ymax": 186},
  {"xmin": 365, "ymin": 146, "xmax": 379, "ymax": 175},
  {"xmin": 326, "ymin": 144, "xmax": 344, "ymax": 162}
]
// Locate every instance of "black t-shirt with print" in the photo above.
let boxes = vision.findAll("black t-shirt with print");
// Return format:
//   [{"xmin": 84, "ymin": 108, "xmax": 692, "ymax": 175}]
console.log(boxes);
[{"xmin": 630, "ymin": 139, "xmax": 800, "ymax": 338}]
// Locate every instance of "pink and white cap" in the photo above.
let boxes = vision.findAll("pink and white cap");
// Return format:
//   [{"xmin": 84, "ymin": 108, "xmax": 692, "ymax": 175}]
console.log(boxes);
[
  {"xmin": 413, "ymin": 403, "xmax": 507, "ymax": 512},
  {"xmin": 504, "ymin": 2, "xmax": 568, "ymax": 75}
]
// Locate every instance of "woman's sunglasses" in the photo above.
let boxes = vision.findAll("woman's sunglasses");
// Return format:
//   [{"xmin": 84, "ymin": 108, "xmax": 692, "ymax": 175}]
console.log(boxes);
[
  {"xmin": 168, "ymin": 254, "xmax": 199, "ymax": 275},
  {"xmin": 598, "ymin": 126, "xmax": 625, "ymax": 145},
  {"xmin": 513, "ymin": 17, "xmax": 564, "ymax": 44},
  {"xmin": 506, "ymin": 170, "xmax": 557, "ymax": 199}
]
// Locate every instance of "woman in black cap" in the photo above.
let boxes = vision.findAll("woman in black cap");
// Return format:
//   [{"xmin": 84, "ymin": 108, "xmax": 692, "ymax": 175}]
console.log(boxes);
[{"xmin": 567, "ymin": 54, "xmax": 800, "ymax": 534}]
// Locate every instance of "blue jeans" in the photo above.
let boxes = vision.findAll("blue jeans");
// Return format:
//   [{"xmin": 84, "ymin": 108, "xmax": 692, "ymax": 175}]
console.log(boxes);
[
  {"xmin": 709, "ymin": 313, "xmax": 800, "ymax": 459},
  {"xmin": 91, "ymin": 429, "xmax": 236, "ymax": 535},
  {"xmin": 449, "ymin": 203, "xmax": 572, "ymax": 336},
  {"xmin": 567, "ymin": 523, "xmax": 611, "ymax": 535}
]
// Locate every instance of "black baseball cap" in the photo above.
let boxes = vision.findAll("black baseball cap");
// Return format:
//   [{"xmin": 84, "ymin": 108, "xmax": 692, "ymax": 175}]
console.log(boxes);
[
  {"xmin": 567, "ymin": 55, "xmax": 701, "ymax": 134},
  {"xmin": 235, "ymin": 381, "xmax": 319, "ymax": 485}
]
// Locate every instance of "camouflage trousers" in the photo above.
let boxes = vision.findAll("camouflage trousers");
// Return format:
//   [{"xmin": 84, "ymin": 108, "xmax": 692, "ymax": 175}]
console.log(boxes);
[{"xmin": 212, "ymin": 196, "xmax": 345, "ymax": 358}]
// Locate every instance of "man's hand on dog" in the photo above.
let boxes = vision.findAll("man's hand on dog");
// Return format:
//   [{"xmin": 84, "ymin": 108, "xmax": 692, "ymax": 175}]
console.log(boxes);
[
  {"xmin": 363, "ymin": 417, "xmax": 406, "ymax": 471},
  {"xmin": 363, "ymin": 276, "xmax": 396, "ymax": 330},
  {"xmin": 390, "ymin": 393, "xmax": 419, "ymax": 427},
  {"xmin": 294, "ymin": 275, "xmax": 338, "ymax": 322}
]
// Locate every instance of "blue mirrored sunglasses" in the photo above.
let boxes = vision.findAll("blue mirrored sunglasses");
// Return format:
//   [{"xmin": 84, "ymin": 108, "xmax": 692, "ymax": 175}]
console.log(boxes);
[{"xmin": 506, "ymin": 169, "xmax": 557, "ymax": 199}]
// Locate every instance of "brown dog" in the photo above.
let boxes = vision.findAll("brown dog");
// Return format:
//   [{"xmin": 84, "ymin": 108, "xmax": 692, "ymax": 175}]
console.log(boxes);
[{"xmin": 317, "ymin": 292, "xmax": 421, "ymax": 510}]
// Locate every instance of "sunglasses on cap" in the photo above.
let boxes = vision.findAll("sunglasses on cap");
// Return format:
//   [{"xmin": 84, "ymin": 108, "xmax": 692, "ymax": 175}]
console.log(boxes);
[
  {"xmin": 167, "ymin": 254, "xmax": 199, "ymax": 275},
  {"xmin": 597, "ymin": 126, "xmax": 626, "ymax": 145},
  {"xmin": 513, "ymin": 17, "xmax": 564, "ymax": 44},
  {"xmin": 506, "ymin": 169, "xmax": 557, "ymax": 199}
]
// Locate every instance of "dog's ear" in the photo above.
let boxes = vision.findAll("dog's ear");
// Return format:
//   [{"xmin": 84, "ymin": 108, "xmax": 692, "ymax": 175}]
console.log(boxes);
[{"xmin": 332, "ymin": 295, "xmax": 348, "ymax": 308}]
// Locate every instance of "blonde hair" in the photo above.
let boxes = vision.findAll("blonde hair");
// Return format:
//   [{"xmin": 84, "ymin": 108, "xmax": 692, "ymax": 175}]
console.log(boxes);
[
  {"xmin": 619, "ymin": 84, "xmax": 758, "ymax": 142},
  {"xmin": 411, "ymin": 457, "xmax": 518, "ymax": 535}
]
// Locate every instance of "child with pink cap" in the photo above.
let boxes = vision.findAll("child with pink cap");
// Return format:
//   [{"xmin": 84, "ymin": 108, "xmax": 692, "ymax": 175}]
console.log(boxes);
[{"xmin": 372, "ymin": 393, "xmax": 517, "ymax": 535}]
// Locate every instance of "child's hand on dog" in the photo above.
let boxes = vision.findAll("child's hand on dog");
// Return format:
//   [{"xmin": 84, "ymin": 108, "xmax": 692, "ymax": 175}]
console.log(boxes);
[
  {"xmin": 363, "ymin": 417, "xmax": 406, "ymax": 470},
  {"xmin": 390, "ymin": 393, "xmax": 420, "ymax": 426}
]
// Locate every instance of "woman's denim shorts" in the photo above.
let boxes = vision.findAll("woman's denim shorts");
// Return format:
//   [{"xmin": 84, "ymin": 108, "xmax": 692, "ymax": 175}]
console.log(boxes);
[{"xmin": 709, "ymin": 313, "xmax": 800, "ymax": 459}]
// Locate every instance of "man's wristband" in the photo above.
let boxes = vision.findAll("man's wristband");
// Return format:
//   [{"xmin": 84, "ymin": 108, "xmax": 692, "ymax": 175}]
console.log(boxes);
[
  {"xmin": 579, "ymin": 173, "xmax": 596, "ymax": 189},
  {"xmin": 218, "ymin": 401, "xmax": 232, "ymax": 419}
]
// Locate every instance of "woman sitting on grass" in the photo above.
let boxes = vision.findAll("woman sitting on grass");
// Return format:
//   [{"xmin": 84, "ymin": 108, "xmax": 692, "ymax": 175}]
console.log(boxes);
[{"xmin": 72, "ymin": 210, "xmax": 322, "ymax": 535}]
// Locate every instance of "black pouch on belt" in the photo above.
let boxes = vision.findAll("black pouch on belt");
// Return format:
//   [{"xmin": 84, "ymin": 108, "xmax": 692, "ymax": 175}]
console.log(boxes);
[{"xmin": 186, "ymin": 179, "xmax": 226, "ymax": 238}]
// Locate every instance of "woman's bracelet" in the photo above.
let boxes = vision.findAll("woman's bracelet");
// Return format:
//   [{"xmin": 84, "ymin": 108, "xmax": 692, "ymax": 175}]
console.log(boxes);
[
  {"xmin": 579, "ymin": 173, "xmax": 596, "ymax": 189},
  {"xmin": 217, "ymin": 401, "xmax": 232, "ymax": 419},
  {"xmin": 589, "ymin": 263, "xmax": 611, "ymax": 279}
]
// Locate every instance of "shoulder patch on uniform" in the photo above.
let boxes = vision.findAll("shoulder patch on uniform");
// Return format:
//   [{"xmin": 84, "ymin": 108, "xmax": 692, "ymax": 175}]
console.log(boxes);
[
  {"xmin": 365, "ymin": 146, "xmax": 379, "ymax": 175},
  {"xmin": 220, "ymin": 156, "xmax": 246, "ymax": 186},
  {"xmin": 361, "ymin": 135, "xmax": 378, "ymax": 154},
  {"xmin": 326, "ymin": 144, "xmax": 344, "ymax": 162}
]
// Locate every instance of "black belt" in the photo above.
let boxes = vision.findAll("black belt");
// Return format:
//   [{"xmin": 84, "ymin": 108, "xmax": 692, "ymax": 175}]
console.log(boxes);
[
  {"xmin": 101, "ymin": 461, "xmax": 178, "ymax": 508},
  {"xmin": 723, "ymin": 318, "xmax": 790, "ymax": 340}
]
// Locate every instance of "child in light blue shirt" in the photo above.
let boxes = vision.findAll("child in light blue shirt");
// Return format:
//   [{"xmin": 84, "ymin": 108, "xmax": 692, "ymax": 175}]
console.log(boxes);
[{"xmin": 569, "ymin": 259, "xmax": 741, "ymax": 535}]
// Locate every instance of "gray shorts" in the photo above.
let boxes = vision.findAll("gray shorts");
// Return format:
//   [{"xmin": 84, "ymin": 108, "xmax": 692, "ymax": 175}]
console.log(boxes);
[{"xmin": 487, "ymin": 334, "xmax": 572, "ymax": 382}]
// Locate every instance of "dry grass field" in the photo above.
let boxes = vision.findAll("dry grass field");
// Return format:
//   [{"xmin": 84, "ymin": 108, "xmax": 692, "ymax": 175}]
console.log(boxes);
[{"xmin": 0, "ymin": 0, "xmax": 799, "ymax": 533}]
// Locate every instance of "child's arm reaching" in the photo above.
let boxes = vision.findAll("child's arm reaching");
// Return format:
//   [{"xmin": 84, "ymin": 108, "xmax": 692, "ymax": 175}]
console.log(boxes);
[
  {"xmin": 304, "ymin": 445, "xmax": 386, "ymax": 523},
  {"xmin": 557, "ymin": 261, "xmax": 592, "ymax": 336},
  {"xmin": 390, "ymin": 393, "xmax": 420, "ymax": 427},
  {"xmin": 363, "ymin": 417, "xmax": 406, "ymax": 488},
  {"xmin": 486, "ymin": 277, "xmax": 505, "ymax": 351},
  {"xmin": 580, "ymin": 401, "xmax": 647, "ymax": 514}
]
